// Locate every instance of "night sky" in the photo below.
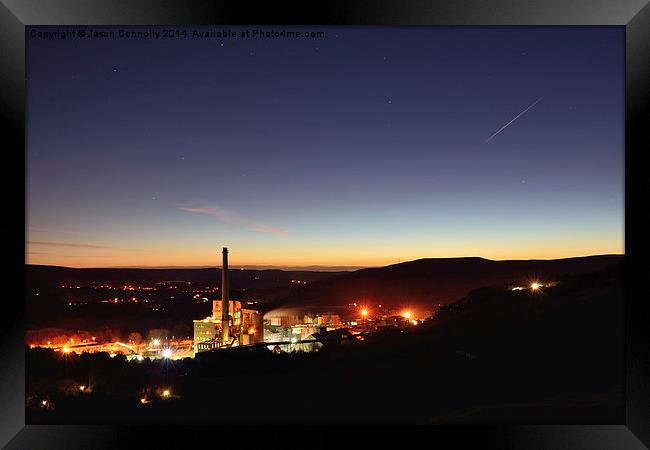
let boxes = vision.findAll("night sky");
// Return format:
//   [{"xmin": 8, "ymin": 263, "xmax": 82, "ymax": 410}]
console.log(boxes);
[{"xmin": 26, "ymin": 27, "xmax": 624, "ymax": 267}]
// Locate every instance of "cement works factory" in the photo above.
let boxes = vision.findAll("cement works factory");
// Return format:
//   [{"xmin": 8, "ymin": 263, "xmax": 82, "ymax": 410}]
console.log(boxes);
[{"xmin": 191, "ymin": 247, "xmax": 389, "ymax": 356}]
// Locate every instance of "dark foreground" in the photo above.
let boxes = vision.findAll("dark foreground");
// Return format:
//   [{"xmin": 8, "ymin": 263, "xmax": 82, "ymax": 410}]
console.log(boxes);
[{"xmin": 26, "ymin": 263, "xmax": 624, "ymax": 424}]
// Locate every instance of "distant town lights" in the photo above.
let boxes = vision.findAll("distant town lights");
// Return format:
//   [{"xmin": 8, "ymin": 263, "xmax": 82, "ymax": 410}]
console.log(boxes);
[
  {"xmin": 402, "ymin": 311, "xmax": 413, "ymax": 319},
  {"xmin": 530, "ymin": 282, "xmax": 541, "ymax": 291}
]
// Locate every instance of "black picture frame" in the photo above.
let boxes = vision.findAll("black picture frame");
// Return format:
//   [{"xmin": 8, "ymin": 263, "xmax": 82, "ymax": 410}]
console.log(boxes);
[{"xmin": 2, "ymin": 0, "xmax": 648, "ymax": 448}]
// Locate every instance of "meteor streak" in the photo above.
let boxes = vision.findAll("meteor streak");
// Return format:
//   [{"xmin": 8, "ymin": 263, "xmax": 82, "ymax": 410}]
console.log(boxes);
[{"xmin": 485, "ymin": 97, "xmax": 543, "ymax": 143}]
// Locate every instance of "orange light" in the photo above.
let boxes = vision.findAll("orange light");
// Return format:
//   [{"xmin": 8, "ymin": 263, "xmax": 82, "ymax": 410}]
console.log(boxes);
[
  {"xmin": 41, "ymin": 400, "xmax": 48, "ymax": 406},
  {"xmin": 162, "ymin": 390, "xmax": 170, "ymax": 397},
  {"xmin": 361, "ymin": 308, "xmax": 369, "ymax": 317},
  {"xmin": 79, "ymin": 385, "xmax": 86, "ymax": 391},
  {"xmin": 402, "ymin": 311, "xmax": 412, "ymax": 319},
  {"xmin": 140, "ymin": 397, "xmax": 147, "ymax": 404},
  {"xmin": 63, "ymin": 347, "xmax": 72, "ymax": 353},
  {"xmin": 530, "ymin": 282, "xmax": 541, "ymax": 291},
  {"xmin": 248, "ymin": 327, "xmax": 256, "ymax": 335}
]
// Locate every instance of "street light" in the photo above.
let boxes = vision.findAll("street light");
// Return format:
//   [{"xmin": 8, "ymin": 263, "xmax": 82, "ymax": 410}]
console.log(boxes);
[{"xmin": 162, "ymin": 348, "xmax": 172, "ymax": 358}]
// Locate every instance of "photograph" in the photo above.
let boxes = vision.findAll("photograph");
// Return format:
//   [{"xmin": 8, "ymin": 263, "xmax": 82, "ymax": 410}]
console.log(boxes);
[{"xmin": 24, "ymin": 25, "xmax": 625, "ymax": 426}]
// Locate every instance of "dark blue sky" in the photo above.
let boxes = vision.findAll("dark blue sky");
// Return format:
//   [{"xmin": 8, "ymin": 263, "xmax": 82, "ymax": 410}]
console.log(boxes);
[{"xmin": 26, "ymin": 27, "xmax": 624, "ymax": 267}]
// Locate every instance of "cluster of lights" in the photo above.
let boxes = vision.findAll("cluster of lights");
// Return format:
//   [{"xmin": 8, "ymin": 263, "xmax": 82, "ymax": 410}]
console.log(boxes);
[{"xmin": 512, "ymin": 282, "xmax": 544, "ymax": 292}]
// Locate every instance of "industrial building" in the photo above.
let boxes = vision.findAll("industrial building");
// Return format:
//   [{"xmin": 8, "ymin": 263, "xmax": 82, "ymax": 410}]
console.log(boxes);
[
  {"xmin": 193, "ymin": 248, "xmax": 262, "ymax": 356},
  {"xmin": 261, "ymin": 312, "xmax": 347, "ymax": 351}
]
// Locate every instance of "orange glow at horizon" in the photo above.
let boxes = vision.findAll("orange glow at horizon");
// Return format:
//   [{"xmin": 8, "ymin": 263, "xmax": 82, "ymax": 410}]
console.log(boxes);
[{"xmin": 25, "ymin": 230, "xmax": 624, "ymax": 269}]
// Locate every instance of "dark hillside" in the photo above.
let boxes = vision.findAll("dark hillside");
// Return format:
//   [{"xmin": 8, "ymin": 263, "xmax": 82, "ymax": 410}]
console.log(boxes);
[{"xmin": 241, "ymin": 255, "xmax": 623, "ymax": 310}]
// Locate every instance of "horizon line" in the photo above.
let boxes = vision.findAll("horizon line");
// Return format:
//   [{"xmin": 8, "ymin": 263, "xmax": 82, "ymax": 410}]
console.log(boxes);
[{"xmin": 25, "ymin": 253, "xmax": 624, "ymax": 271}]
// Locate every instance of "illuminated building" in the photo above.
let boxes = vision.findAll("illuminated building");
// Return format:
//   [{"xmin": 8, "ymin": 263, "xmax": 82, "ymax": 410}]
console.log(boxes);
[
  {"xmin": 192, "ymin": 247, "xmax": 262, "ymax": 355},
  {"xmin": 316, "ymin": 313, "xmax": 342, "ymax": 326}
]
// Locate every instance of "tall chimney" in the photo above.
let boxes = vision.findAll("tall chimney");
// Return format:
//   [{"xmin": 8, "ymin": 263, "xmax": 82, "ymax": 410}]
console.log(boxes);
[{"xmin": 221, "ymin": 247, "xmax": 230, "ymax": 344}]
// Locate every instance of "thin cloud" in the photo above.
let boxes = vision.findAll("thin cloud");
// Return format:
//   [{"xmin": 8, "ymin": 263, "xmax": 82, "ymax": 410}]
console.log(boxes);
[
  {"xmin": 27, "ymin": 241, "xmax": 111, "ymax": 249},
  {"xmin": 181, "ymin": 206, "xmax": 288, "ymax": 236}
]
